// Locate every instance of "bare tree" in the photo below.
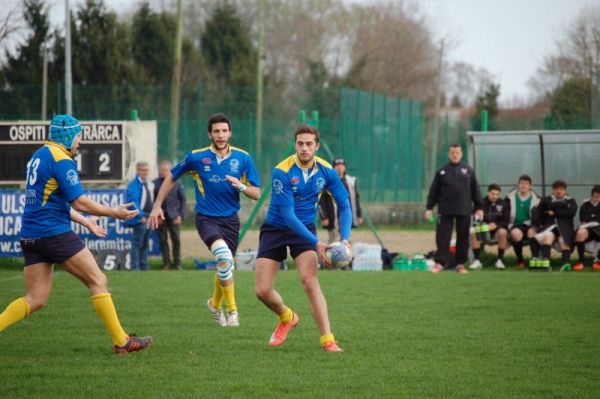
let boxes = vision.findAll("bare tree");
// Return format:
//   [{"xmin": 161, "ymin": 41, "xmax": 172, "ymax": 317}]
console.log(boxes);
[
  {"xmin": 528, "ymin": 4, "xmax": 600, "ymax": 101},
  {"xmin": 0, "ymin": 4, "xmax": 24, "ymax": 64}
]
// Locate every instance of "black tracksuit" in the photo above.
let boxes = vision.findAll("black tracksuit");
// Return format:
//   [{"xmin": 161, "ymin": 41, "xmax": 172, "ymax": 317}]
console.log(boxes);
[
  {"xmin": 426, "ymin": 161, "xmax": 483, "ymax": 266},
  {"xmin": 481, "ymin": 197, "xmax": 510, "ymax": 231},
  {"xmin": 579, "ymin": 199, "xmax": 600, "ymax": 240},
  {"xmin": 531, "ymin": 195, "xmax": 577, "ymax": 246}
]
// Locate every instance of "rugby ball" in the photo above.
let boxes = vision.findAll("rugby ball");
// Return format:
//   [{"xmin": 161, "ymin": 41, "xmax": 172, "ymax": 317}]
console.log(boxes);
[{"xmin": 325, "ymin": 242, "xmax": 351, "ymax": 268}]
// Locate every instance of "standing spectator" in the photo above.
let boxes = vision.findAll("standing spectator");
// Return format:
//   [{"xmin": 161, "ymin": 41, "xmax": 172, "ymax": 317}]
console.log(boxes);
[
  {"xmin": 125, "ymin": 161, "xmax": 154, "ymax": 271},
  {"xmin": 505, "ymin": 175, "xmax": 540, "ymax": 268},
  {"xmin": 573, "ymin": 185, "xmax": 600, "ymax": 271},
  {"xmin": 148, "ymin": 113, "xmax": 261, "ymax": 327},
  {"xmin": 318, "ymin": 190, "xmax": 336, "ymax": 243},
  {"xmin": 531, "ymin": 180, "xmax": 577, "ymax": 269},
  {"xmin": 469, "ymin": 184, "xmax": 510, "ymax": 270},
  {"xmin": 425, "ymin": 144, "xmax": 484, "ymax": 273},
  {"xmin": 154, "ymin": 161, "xmax": 186, "ymax": 271},
  {"xmin": 317, "ymin": 157, "xmax": 363, "ymax": 243}
]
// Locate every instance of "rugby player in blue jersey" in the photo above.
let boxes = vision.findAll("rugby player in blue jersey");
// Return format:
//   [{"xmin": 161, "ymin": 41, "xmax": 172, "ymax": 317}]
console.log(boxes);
[
  {"xmin": 0, "ymin": 115, "xmax": 153, "ymax": 354},
  {"xmin": 148, "ymin": 113, "xmax": 260, "ymax": 327},
  {"xmin": 255, "ymin": 124, "xmax": 353, "ymax": 352}
]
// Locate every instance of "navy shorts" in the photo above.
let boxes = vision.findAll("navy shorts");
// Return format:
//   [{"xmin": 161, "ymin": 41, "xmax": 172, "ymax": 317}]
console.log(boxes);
[
  {"xmin": 257, "ymin": 223, "xmax": 316, "ymax": 262},
  {"xmin": 21, "ymin": 231, "xmax": 86, "ymax": 267},
  {"xmin": 195, "ymin": 213, "xmax": 240, "ymax": 256}
]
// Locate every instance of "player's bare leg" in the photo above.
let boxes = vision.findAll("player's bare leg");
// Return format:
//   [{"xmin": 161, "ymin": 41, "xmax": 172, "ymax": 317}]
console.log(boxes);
[
  {"xmin": 0, "ymin": 262, "xmax": 51, "ymax": 332},
  {"xmin": 62, "ymin": 248, "xmax": 152, "ymax": 353},
  {"xmin": 256, "ymin": 257, "xmax": 299, "ymax": 346},
  {"xmin": 295, "ymin": 250, "xmax": 330, "ymax": 335},
  {"xmin": 255, "ymin": 258, "xmax": 285, "ymax": 314},
  {"xmin": 296, "ymin": 250, "xmax": 342, "ymax": 352}
]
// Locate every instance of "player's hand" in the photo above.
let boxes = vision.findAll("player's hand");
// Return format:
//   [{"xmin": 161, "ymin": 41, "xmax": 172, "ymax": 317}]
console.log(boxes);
[
  {"xmin": 357, "ymin": 217, "xmax": 363, "ymax": 226},
  {"xmin": 115, "ymin": 203, "xmax": 139, "ymax": 221},
  {"xmin": 474, "ymin": 210, "xmax": 484, "ymax": 221},
  {"xmin": 342, "ymin": 240, "xmax": 353, "ymax": 262},
  {"xmin": 424, "ymin": 210, "xmax": 433, "ymax": 221},
  {"xmin": 488, "ymin": 222, "xmax": 497, "ymax": 230},
  {"xmin": 322, "ymin": 218, "xmax": 330, "ymax": 228},
  {"xmin": 316, "ymin": 241, "xmax": 333, "ymax": 268},
  {"xmin": 173, "ymin": 216, "xmax": 182, "ymax": 225},
  {"xmin": 147, "ymin": 207, "xmax": 165, "ymax": 230},
  {"xmin": 225, "ymin": 175, "xmax": 243, "ymax": 190},
  {"xmin": 87, "ymin": 216, "xmax": 107, "ymax": 238}
]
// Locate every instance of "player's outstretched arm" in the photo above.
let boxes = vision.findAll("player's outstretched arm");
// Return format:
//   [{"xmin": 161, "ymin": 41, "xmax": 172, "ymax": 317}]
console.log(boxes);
[
  {"xmin": 71, "ymin": 196, "xmax": 139, "ymax": 221},
  {"xmin": 69, "ymin": 209, "xmax": 107, "ymax": 237}
]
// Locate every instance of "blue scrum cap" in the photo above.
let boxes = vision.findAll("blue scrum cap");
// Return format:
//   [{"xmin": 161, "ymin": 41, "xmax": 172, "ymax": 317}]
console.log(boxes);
[{"xmin": 49, "ymin": 114, "xmax": 82, "ymax": 150}]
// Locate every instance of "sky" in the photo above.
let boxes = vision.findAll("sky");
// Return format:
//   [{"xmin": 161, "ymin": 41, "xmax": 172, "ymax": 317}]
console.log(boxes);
[
  {"xmin": 418, "ymin": 0, "xmax": 592, "ymax": 104},
  {"xmin": 1, "ymin": 0, "xmax": 594, "ymax": 104}
]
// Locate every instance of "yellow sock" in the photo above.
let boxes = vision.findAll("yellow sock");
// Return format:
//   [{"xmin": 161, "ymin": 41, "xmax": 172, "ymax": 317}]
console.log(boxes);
[
  {"xmin": 278, "ymin": 307, "xmax": 293, "ymax": 324},
  {"xmin": 0, "ymin": 297, "xmax": 31, "ymax": 332},
  {"xmin": 320, "ymin": 333, "xmax": 335, "ymax": 347},
  {"xmin": 91, "ymin": 293, "xmax": 128, "ymax": 346},
  {"xmin": 222, "ymin": 282, "xmax": 237, "ymax": 312},
  {"xmin": 211, "ymin": 273, "xmax": 224, "ymax": 309}
]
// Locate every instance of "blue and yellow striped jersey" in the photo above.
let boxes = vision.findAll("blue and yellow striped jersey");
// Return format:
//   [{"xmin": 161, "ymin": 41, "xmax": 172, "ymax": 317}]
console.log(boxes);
[
  {"xmin": 264, "ymin": 155, "xmax": 351, "ymax": 243},
  {"xmin": 171, "ymin": 145, "xmax": 261, "ymax": 217},
  {"xmin": 21, "ymin": 142, "xmax": 84, "ymax": 238}
]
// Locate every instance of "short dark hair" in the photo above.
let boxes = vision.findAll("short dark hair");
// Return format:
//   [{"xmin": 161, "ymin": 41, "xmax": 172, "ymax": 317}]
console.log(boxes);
[
  {"xmin": 488, "ymin": 183, "xmax": 501, "ymax": 192},
  {"xmin": 207, "ymin": 113, "xmax": 231, "ymax": 133},
  {"xmin": 591, "ymin": 185, "xmax": 600, "ymax": 195},
  {"xmin": 449, "ymin": 143, "xmax": 462, "ymax": 150},
  {"xmin": 552, "ymin": 180, "xmax": 567, "ymax": 189},
  {"xmin": 518, "ymin": 174, "xmax": 532, "ymax": 184},
  {"xmin": 294, "ymin": 124, "xmax": 319, "ymax": 143}
]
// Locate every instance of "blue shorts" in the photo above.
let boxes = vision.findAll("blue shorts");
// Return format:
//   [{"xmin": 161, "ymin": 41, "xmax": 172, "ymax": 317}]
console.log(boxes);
[
  {"xmin": 21, "ymin": 231, "xmax": 86, "ymax": 267},
  {"xmin": 195, "ymin": 213, "xmax": 240, "ymax": 256},
  {"xmin": 257, "ymin": 223, "xmax": 316, "ymax": 262}
]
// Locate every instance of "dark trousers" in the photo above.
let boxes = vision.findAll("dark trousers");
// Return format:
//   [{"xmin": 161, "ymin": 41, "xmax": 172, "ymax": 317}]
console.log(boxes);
[
  {"xmin": 157, "ymin": 220, "xmax": 181, "ymax": 267},
  {"xmin": 435, "ymin": 214, "xmax": 471, "ymax": 267},
  {"xmin": 130, "ymin": 222, "xmax": 150, "ymax": 270}
]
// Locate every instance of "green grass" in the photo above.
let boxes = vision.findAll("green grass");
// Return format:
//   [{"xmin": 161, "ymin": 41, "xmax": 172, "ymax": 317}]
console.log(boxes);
[{"xmin": 1, "ymin": 268, "xmax": 600, "ymax": 398}]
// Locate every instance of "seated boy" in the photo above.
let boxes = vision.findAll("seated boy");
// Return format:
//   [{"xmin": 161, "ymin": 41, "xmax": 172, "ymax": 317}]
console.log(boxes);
[
  {"xmin": 531, "ymin": 180, "xmax": 577, "ymax": 269},
  {"xmin": 469, "ymin": 184, "xmax": 510, "ymax": 270},
  {"xmin": 505, "ymin": 175, "xmax": 540, "ymax": 268},
  {"xmin": 573, "ymin": 185, "xmax": 600, "ymax": 271}
]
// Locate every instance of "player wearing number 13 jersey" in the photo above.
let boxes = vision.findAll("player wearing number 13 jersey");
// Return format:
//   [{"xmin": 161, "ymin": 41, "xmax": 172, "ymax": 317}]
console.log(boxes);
[{"xmin": 0, "ymin": 114, "xmax": 152, "ymax": 354}]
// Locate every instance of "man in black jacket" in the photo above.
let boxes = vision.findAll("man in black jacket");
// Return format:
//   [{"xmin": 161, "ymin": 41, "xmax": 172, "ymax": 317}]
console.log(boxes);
[
  {"xmin": 425, "ymin": 144, "xmax": 483, "ymax": 273},
  {"xmin": 573, "ymin": 185, "xmax": 600, "ymax": 271},
  {"xmin": 469, "ymin": 184, "xmax": 510, "ymax": 270},
  {"xmin": 531, "ymin": 180, "xmax": 577, "ymax": 269},
  {"xmin": 318, "ymin": 157, "xmax": 362, "ymax": 243},
  {"xmin": 153, "ymin": 161, "xmax": 186, "ymax": 270}
]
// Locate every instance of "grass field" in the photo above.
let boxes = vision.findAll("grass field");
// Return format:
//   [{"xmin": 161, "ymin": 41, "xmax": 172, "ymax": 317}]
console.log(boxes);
[{"xmin": 1, "ymin": 267, "xmax": 600, "ymax": 398}]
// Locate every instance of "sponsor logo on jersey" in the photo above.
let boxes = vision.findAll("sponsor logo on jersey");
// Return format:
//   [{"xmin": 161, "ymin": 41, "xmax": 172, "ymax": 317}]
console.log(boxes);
[
  {"xmin": 273, "ymin": 178, "xmax": 284, "ymax": 194},
  {"xmin": 315, "ymin": 177, "xmax": 325, "ymax": 192},
  {"xmin": 66, "ymin": 169, "xmax": 79, "ymax": 185},
  {"xmin": 291, "ymin": 176, "xmax": 300, "ymax": 185},
  {"xmin": 229, "ymin": 159, "xmax": 239, "ymax": 174},
  {"xmin": 202, "ymin": 157, "xmax": 212, "ymax": 165}
]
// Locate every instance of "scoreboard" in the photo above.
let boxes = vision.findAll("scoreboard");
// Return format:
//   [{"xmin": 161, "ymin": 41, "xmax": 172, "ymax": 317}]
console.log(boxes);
[{"xmin": 0, "ymin": 122, "xmax": 125, "ymax": 184}]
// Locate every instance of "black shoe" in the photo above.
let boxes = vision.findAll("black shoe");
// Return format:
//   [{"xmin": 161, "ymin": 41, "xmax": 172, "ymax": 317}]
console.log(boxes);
[{"xmin": 113, "ymin": 334, "xmax": 153, "ymax": 355}]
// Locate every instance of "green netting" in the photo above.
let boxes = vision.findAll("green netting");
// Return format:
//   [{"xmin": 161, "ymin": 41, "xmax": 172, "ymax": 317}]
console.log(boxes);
[{"xmin": 0, "ymin": 83, "xmax": 424, "ymax": 203}]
